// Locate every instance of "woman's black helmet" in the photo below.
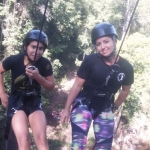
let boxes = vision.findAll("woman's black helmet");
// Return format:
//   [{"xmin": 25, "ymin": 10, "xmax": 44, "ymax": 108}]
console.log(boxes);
[
  {"xmin": 24, "ymin": 30, "xmax": 48, "ymax": 49},
  {"xmin": 91, "ymin": 22, "xmax": 118, "ymax": 44}
]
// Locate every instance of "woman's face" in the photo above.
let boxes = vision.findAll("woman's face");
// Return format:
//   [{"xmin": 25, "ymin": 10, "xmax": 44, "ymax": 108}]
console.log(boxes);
[
  {"xmin": 95, "ymin": 36, "xmax": 116, "ymax": 57},
  {"xmin": 25, "ymin": 41, "xmax": 44, "ymax": 61}
]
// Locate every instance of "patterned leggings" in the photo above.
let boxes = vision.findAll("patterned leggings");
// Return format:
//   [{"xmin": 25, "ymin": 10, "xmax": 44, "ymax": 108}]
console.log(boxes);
[{"xmin": 70, "ymin": 106, "xmax": 114, "ymax": 150}]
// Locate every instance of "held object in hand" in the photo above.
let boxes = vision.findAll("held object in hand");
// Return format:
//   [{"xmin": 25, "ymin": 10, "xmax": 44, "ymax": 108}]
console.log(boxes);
[
  {"xmin": 28, "ymin": 66, "xmax": 36, "ymax": 70},
  {"xmin": 28, "ymin": 66, "xmax": 36, "ymax": 85}
]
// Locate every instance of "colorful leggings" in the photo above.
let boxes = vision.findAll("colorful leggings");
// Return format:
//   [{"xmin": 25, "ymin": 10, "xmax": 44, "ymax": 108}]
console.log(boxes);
[{"xmin": 70, "ymin": 106, "xmax": 114, "ymax": 150}]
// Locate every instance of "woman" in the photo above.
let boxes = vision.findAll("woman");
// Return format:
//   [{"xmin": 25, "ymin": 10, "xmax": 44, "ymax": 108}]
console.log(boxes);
[
  {"xmin": 0, "ymin": 30, "xmax": 55, "ymax": 150},
  {"xmin": 60, "ymin": 22, "xmax": 134, "ymax": 150}
]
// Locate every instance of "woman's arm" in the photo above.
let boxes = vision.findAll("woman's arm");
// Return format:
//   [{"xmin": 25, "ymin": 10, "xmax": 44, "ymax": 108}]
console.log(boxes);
[
  {"xmin": 25, "ymin": 67, "xmax": 55, "ymax": 91},
  {"xmin": 0, "ymin": 63, "xmax": 9, "ymax": 108},
  {"xmin": 114, "ymin": 85, "xmax": 131, "ymax": 107},
  {"xmin": 60, "ymin": 76, "xmax": 85, "ymax": 123}
]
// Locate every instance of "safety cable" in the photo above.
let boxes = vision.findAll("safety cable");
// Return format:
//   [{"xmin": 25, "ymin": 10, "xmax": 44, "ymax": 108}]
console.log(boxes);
[
  {"xmin": 32, "ymin": 0, "xmax": 49, "ymax": 66},
  {"xmin": 115, "ymin": 0, "xmax": 140, "ymax": 63},
  {"xmin": 113, "ymin": 0, "xmax": 140, "ymax": 135}
]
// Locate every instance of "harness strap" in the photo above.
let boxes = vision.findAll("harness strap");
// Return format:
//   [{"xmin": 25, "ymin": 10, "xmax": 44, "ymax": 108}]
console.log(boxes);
[
  {"xmin": 4, "ymin": 94, "xmax": 24, "ymax": 141},
  {"xmin": 14, "ymin": 89, "xmax": 40, "ymax": 96},
  {"xmin": 71, "ymin": 97, "xmax": 89, "ymax": 112},
  {"xmin": 72, "ymin": 92, "xmax": 114, "ymax": 119}
]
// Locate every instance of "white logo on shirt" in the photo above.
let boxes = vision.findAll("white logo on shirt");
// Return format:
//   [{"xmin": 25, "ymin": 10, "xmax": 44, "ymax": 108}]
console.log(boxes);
[{"xmin": 117, "ymin": 73, "xmax": 125, "ymax": 82}]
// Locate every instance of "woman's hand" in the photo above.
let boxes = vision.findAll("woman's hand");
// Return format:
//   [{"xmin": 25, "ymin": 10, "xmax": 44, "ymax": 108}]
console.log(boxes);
[
  {"xmin": 25, "ymin": 66, "xmax": 40, "ymax": 79},
  {"xmin": 0, "ymin": 93, "xmax": 9, "ymax": 109},
  {"xmin": 60, "ymin": 109, "xmax": 70, "ymax": 123}
]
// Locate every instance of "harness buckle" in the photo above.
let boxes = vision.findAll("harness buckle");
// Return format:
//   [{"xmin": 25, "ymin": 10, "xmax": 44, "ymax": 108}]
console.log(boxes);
[
  {"xmin": 98, "ymin": 93, "xmax": 106, "ymax": 97},
  {"xmin": 78, "ymin": 99, "xmax": 84, "ymax": 106}
]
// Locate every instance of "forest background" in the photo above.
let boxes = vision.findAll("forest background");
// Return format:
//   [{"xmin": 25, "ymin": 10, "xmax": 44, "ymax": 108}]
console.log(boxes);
[{"xmin": 0, "ymin": 0, "xmax": 150, "ymax": 149}]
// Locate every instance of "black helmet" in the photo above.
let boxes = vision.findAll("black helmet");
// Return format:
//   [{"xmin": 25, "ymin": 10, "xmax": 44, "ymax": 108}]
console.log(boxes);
[
  {"xmin": 24, "ymin": 30, "xmax": 48, "ymax": 49},
  {"xmin": 91, "ymin": 22, "xmax": 118, "ymax": 44}
]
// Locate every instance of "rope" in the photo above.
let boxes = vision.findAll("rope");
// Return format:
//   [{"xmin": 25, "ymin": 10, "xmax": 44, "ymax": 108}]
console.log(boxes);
[
  {"xmin": 33, "ymin": 0, "xmax": 49, "ymax": 65},
  {"xmin": 115, "ymin": 0, "xmax": 140, "ymax": 63}
]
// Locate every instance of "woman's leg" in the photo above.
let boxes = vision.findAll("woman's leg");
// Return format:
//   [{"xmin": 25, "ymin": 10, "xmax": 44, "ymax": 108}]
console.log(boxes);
[
  {"xmin": 93, "ymin": 108, "xmax": 114, "ymax": 150},
  {"xmin": 70, "ymin": 106, "xmax": 92, "ymax": 150},
  {"xmin": 29, "ymin": 110, "xmax": 49, "ymax": 150},
  {"xmin": 11, "ymin": 110, "xmax": 30, "ymax": 150}
]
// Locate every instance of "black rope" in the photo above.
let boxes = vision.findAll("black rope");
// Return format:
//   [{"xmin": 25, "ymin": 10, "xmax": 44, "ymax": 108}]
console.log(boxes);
[
  {"xmin": 32, "ymin": 0, "xmax": 49, "ymax": 66},
  {"xmin": 115, "ymin": 0, "xmax": 140, "ymax": 63}
]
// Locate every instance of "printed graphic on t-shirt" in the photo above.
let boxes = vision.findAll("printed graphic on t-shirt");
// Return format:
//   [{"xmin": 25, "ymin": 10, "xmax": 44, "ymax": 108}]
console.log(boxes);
[
  {"xmin": 46, "ymin": 64, "xmax": 51, "ymax": 70},
  {"xmin": 14, "ymin": 74, "xmax": 37, "ymax": 90}
]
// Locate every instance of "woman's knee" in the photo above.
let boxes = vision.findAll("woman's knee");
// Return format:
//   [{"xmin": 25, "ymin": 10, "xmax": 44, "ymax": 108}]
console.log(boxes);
[
  {"xmin": 34, "ymin": 134, "xmax": 47, "ymax": 145},
  {"xmin": 17, "ymin": 134, "xmax": 31, "ymax": 148}
]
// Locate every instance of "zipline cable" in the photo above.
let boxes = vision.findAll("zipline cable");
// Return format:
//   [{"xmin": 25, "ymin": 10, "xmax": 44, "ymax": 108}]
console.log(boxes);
[
  {"xmin": 32, "ymin": 0, "xmax": 49, "ymax": 66},
  {"xmin": 115, "ymin": 0, "xmax": 140, "ymax": 63},
  {"xmin": 113, "ymin": 0, "xmax": 140, "ymax": 135}
]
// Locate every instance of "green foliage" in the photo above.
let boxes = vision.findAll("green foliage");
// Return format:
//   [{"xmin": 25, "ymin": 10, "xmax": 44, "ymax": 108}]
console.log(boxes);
[
  {"xmin": 119, "ymin": 33, "xmax": 150, "ymax": 119},
  {"xmin": 52, "ymin": 59, "xmax": 62, "ymax": 80},
  {"xmin": 0, "ymin": 0, "xmax": 150, "ymax": 148},
  {"xmin": 3, "ymin": 71, "xmax": 11, "ymax": 94}
]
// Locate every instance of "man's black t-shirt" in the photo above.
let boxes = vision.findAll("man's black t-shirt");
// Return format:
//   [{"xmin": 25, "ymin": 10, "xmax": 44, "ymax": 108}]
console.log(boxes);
[
  {"xmin": 2, "ymin": 53, "xmax": 53, "ymax": 93},
  {"xmin": 77, "ymin": 53, "xmax": 134, "ymax": 96}
]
